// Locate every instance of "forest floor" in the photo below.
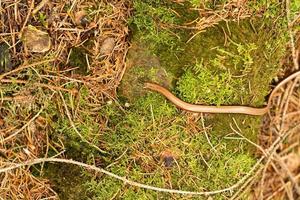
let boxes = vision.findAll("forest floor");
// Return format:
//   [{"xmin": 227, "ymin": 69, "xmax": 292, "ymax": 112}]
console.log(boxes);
[{"xmin": 0, "ymin": 0, "xmax": 300, "ymax": 199}]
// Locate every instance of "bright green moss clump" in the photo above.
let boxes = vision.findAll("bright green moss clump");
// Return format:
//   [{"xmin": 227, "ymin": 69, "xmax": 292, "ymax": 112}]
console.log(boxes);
[
  {"xmin": 130, "ymin": 0, "xmax": 179, "ymax": 49},
  {"xmin": 176, "ymin": 63, "xmax": 242, "ymax": 105},
  {"xmin": 129, "ymin": 0, "xmax": 198, "ymax": 52}
]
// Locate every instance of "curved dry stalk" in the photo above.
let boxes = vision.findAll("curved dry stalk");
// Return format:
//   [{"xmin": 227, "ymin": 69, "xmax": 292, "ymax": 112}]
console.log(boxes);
[
  {"xmin": 0, "ymin": 157, "xmax": 261, "ymax": 196},
  {"xmin": 0, "ymin": 107, "xmax": 44, "ymax": 143},
  {"xmin": 286, "ymin": 0, "xmax": 299, "ymax": 70},
  {"xmin": 0, "ymin": 59, "xmax": 55, "ymax": 81}
]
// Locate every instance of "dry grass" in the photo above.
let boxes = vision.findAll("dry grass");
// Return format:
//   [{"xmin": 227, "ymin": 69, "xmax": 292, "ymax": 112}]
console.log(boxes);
[
  {"xmin": 251, "ymin": 35, "xmax": 300, "ymax": 200},
  {"xmin": 248, "ymin": 8, "xmax": 300, "ymax": 198},
  {"xmin": 1, "ymin": 0, "xmax": 130, "ymax": 99},
  {"xmin": 1, "ymin": 0, "xmax": 130, "ymax": 199},
  {"xmin": 163, "ymin": 1, "xmax": 255, "ymax": 43},
  {"xmin": 232, "ymin": 29, "xmax": 300, "ymax": 199}
]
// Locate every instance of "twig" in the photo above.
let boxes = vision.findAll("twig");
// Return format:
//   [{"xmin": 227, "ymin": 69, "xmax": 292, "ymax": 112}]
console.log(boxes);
[
  {"xmin": 32, "ymin": 0, "xmax": 48, "ymax": 15},
  {"xmin": 0, "ymin": 107, "xmax": 44, "ymax": 143},
  {"xmin": 274, "ymin": 154, "xmax": 300, "ymax": 195},
  {"xmin": 200, "ymin": 113, "xmax": 216, "ymax": 152},
  {"xmin": 0, "ymin": 157, "xmax": 261, "ymax": 196},
  {"xmin": 0, "ymin": 95, "xmax": 33, "ymax": 102},
  {"xmin": 0, "ymin": 79, "xmax": 78, "ymax": 94},
  {"xmin": 230, "ymin": 119, "xmax": 268, "ymax": 157},
  {"xmin": 280, "ymin": 77, "xmax": 299, "ymax": 130},
  {"xmin": 291, "ymin": 13, "xmax": 300, "ymax": 26},
  {"xmin": 266, "ymin": 173, "xmax": 300, "ymax": 200},
  {"xmin": 0, "ymin": 59, "xmax": 55, "ymax": 81},
  {"xmin": 20, "ymin": 0, "xmax": 35, "ymax": 32},
  {"xmin": 0, "ymin": 32, "xmax": 19, "ymax": 36},
  {"xmin": 286, "ymin": 0, "xmax": 299, "ymax": 70},
  {"xmin": 58, "ymin": 92, "xmax": 108, "ymax": 154},
  {"xmin": 150, "ymin": 104, "xmax": 156, "ymax": 129}
]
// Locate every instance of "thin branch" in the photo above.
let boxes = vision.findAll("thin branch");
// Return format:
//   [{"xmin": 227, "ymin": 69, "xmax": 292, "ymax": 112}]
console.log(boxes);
[
  {"xmin": 0, "ymin": 107, "xmax": 44, "ymax": 143},
  {"xmin": 0, "ymin": 59, "xmax": 55, "ymax": 81},
  {"xmin": 20, "ymin": 0, "xmax": 35, "ymax": 32},
  {"xmin": 0, "ymin": 79, "xmax": 78, "ymax": 94},
  {"xmin": 231, "ymin": 123, "xmax": 300, "ymax": 198},
  {"xmin": 58, "ymin": 92, "xmax": 108, "ymax": 154},
  {"xmin": 200, "ymin": 113, "xmax": 216, "ymax": 152},
  {"xmin": 274, "ymin": 154, "xmax": 300, "ymax": 195},
  {"xmin": 230, "ymin": 120, "xmax": 268, "ymax": 157},
  {"xmin": 286, "ymin": 0, "xmax": 299, "ymax": 70},
  {"xmin": 0, "ymin": 157, "xmax": 260, "ymax": 196},
  {"xmin": 32, "ymin": 0, "xmax": 48, "ymax": 15}
]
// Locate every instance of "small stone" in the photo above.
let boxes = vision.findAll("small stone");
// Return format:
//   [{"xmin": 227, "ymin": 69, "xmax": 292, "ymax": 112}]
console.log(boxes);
[
  {"xmin": 124, "ymin": 102, "xmax": 130, "ymax": 108},
  {"xmin": 22, "ymin": 25, "xmax": 51, "ymax": 53},
  {"xmin": 100, "ymin": 37, "xmax": 115, "ymax": 55}
]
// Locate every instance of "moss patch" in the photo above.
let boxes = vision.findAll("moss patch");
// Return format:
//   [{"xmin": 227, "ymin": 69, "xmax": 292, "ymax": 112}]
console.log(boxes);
[
  {"xmin": 84, "ymin": 97, "xmax": 257, "ymax": 199},
  {"xmin": 42, "ymin": 163, "xmax": 92, "ymax": 200},
  {"xmin": 82, "ymin": 1, "xmax": 288, "ymax": 199}
]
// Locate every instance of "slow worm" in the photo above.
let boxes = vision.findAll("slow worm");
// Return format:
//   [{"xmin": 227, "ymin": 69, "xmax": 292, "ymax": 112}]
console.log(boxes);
[{"xmin": 144, "ymin": 71, "xmax": 300, "ymax": 116}]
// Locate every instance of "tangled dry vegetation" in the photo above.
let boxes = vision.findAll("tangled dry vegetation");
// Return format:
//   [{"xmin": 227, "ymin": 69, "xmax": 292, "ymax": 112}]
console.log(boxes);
[
  {"xmin": 0, "ymin": 0, "xmax": 130, "ymax": 198},
  {"xmin": 251, "ymin": 33, "xmax": 300, "ymax": 200},
  {"xmin": 0, "ymin": 0, "xmax": 300, "ymax": 199}
]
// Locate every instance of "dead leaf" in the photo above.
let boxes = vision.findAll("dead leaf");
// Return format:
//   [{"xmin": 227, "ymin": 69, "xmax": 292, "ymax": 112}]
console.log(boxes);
[
  {"xmin": 22, "ymin": 25, "xmax": 51, "ymax": 53},
  {"xmin": 74, "ymin": 10, "xmax": 89, "ymax": 26},
  {"xmin": 100, "ymin": 37, "xmax": 115, "ymax": 55}
]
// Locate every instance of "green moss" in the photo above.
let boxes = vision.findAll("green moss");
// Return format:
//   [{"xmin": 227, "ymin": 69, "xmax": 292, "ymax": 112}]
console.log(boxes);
[
  {"xmin": 42, "ymin": 163, "xmax": 91, "ymax": 199},
  {"xmin": 291, "ymin": 0, "xmax": 300, "ymax": 19},
  {"xmin": 176, "ymin": 63, "xmax": 242, "ymax": 105},
  {"xmin": 129, "ymin": 0, "xmax": 198, "ymax": 52},
  {"xmin": 37, "ymin": 12, "xmax": 48, "ymax": 27},
  {"xmin": 129, "ymin": 1, "xmax": 177, "ymax": 49},
  {"xmin": 69, "ymin": 47, "xmax": 89, "ymax": 75},
  {"xmin": 81, "ymin": 88, "xmax": 257, "ymax": 199},
  {"xmin": 118, "ymin": 61, "xmax": 173, "ymax": 102},
  {"xmin": 86, "ymin": 2, "xmax": 288, "ymax": 199}
]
